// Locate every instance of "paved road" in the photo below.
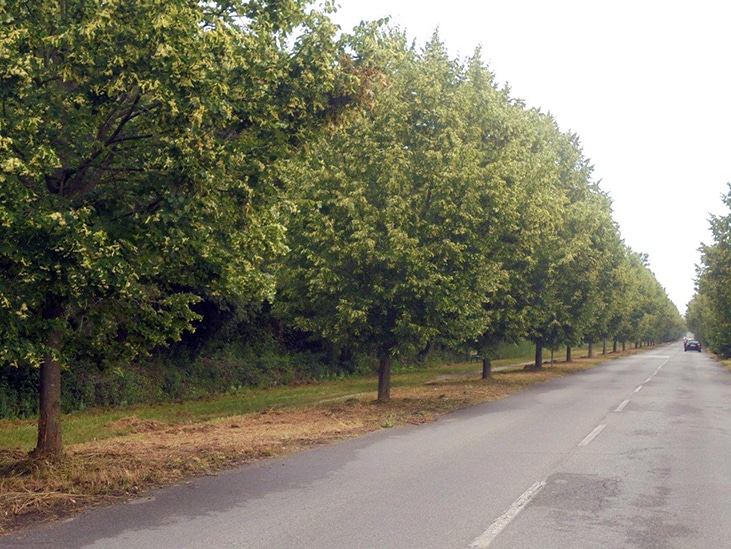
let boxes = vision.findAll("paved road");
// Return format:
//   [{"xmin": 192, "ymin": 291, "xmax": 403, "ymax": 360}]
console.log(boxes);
[{"xmin": 4, "ymin": 343, "xmax": 731, "ymax": 548}]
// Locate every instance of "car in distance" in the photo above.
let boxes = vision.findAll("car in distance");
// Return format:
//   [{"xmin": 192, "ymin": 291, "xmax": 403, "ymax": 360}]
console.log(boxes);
[{"xmin": 684, "ymin": 339, "xmax": 701, "ymax": 352}]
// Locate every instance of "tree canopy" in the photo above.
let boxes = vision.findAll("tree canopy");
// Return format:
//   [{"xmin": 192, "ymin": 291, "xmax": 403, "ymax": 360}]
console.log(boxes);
[
  {"xmin": 0, "ymin": 0, "xmax": 349, "ymax": 458},
  {"xmin": 1, "ymin": 4, "xmax": 684, "ymax": 455},
  {"xmin": 275, "ymin": 26, "xmax": 682, "ymax": 396},
  {"xmin": 688, "ymin": 185, "xmax": 731, "ymax": 355}
]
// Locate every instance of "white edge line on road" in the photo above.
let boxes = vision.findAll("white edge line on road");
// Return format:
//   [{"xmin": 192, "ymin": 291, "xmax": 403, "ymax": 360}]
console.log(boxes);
[
  {"xmin": 634, "ymin": 385, "xmax": 643, "ymax": 393},
  {"xmin": 578, "ymin": 424, "xmax": 607, "ymax": 447},
  {"xmin": 644, "ymin": 377, "xmax": 653, "ymax": 384},
  {"xmin": 469, "ymin": 480, "xmax": 547, "ymax": 548},
  {"xmin": 615, "ymin": 399, "xmax": 630, "ymax": 412}
]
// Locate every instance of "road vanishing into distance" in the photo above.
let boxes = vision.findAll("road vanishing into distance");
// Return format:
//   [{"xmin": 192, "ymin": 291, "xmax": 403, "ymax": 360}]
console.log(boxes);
[{"xmin": 4, "ymin": 343, "xmax": 731, "ymax": 548}]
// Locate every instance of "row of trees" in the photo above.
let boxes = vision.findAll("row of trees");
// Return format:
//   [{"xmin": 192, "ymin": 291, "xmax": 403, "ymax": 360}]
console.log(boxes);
[
  {"xmin": 687, "ymin": 186, "xmax": 731, "ymax": 355},
  {"xmin": 274, "ymin": 28, "xmax": 683, "ymax": 397},
  {"xmin": 0, "ymin": 0, "xmax": 682, "ymax": 459}
]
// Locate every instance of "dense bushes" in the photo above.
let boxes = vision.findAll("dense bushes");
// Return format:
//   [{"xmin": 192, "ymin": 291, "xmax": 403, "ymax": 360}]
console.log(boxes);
[{"xmin": 0, "ymin": 340, "xmax": 316, "ymax": 419}]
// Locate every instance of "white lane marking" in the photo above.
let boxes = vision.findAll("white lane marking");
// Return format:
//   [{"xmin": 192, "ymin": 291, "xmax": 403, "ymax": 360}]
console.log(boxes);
[
  {"xmin": 469, "ymin": 480, "xmax": 546, "ymax": 548},
  {"xmin": 470, "ymin": 351, "xmax": 671, "ymax": 548},
  {"xmin": 615, "ymin": 399, "xmax": 630, "ymax": 412},
  {"xmin": 578, "ymin": 424, "xmax": 607, "ymax": 447}
]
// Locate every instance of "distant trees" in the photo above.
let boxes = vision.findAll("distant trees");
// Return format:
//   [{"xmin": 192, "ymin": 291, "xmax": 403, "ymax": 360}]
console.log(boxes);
[
  {"xmin": 1, "ymin": 3, "xmax": 684, "ymax": 456},
  {"xmin": 688, "ymin": 185, "xmax": 731, "ymax": 356}
]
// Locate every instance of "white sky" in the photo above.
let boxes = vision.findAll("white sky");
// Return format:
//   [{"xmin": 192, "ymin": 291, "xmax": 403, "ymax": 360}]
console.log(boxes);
[{"xmin": 329, "ymin": 0, "xmax": 731, "ymax": 313}]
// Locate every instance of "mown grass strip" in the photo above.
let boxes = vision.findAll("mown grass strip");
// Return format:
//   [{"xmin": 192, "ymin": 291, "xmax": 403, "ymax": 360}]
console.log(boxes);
[
  {"xmin": 1, "ymin": 348, "xmax": 634, "ymax": 535},
  {"xmin": 0, "ymin": 359, "xmax": 523, "ymax": 450}
]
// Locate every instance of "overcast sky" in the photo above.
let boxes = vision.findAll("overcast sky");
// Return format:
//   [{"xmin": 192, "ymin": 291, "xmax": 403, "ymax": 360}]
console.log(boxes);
[{"xmin": 329, "ymin": 0, "xmax": 731, "ymax": 313}]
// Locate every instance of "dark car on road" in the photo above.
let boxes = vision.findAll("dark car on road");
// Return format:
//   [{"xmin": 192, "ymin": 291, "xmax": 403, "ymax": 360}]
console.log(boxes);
[{"xmin": 684, "ymin": 340, "xmax": 701, "ymax": 352}]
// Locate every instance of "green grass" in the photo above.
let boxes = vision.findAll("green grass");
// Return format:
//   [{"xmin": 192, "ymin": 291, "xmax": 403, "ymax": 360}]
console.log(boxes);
[
  {"xmin": 0, "ymin": 358, "xmax": 518, "ymax": 450},
  {"xmin": 1, "ymin": 343, "xmax": 589, "ymax": 451}
]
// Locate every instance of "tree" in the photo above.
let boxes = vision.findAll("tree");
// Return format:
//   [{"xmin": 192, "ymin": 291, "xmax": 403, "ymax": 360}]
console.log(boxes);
[
  {"xmin": 454, "ymin": 52, "xmax": 523, "ymax": 376},
  {"xmin": 0, "ymin": 0, "xmax": 346, "ymax": 458},
  {"xmin": 691, "ymin": 185, "xmax": 731, "ymax": 356},
  {"xmin": 580, "ymin": 219, "xmax": 627, "ymax": 355},
  {"xmin": 620, "ymin": 251, "xmax": 682, "ymax": 347},
  {"xmin": 276, "ymin": 31, "xmax": 511, "ymax": 400},
  {"xmin": 686, "ymin": 289, "xmax": 709, "ymax": 346},
  {"xmin": 494, "ymin": 110, "xmax": 586, "ymax": 369},
  {"xmin": 556, "ymin": 183, "xmax": 625, "ymax": 358}
]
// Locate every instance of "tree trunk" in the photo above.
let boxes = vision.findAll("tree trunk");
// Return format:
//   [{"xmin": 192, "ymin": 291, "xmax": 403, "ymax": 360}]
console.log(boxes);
[
  {"xmin": 613, "ymin": 339, "xmax": 618, "ymax": 353},
  {"xmin": 566, "ymin": 346, "xmax": 572, "ymax": 362},
  {"xmin": 482, "ymin": 357, "xmax": 492, "ymax": 379},
  {"xmin": 588, "ymin": 340, "xmax": 594, "ymax": 358},
  {"xmin": 377, "ymin": 355, "xmax": 391, "ymax": 401},
  {"xmin": 602, "ymin": 337, "xmax": 607, "ymax": 355},
  {"xmin": 534, "ymin": 339, "xmax": 543, "ymax": 369},
  {"xmin": 33, "ymin": 332, "xmax": 63, "ymax": 460}
]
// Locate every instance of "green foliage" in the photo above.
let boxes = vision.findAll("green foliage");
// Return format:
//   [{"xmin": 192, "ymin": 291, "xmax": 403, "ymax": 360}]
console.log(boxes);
[
  {"xmin": 0, "ymin": 0, "xmax": 353, "ymax": 453},
  {"xmin": 0, "ymin": 0, "xmax": 349, "ymax": 368},
  {"xmin": 0, "ymin": 365, "xmax": 38, "ymax": 419},
  {"xmin": 0, "ymin": 4, "xmax": 685, "ymax": 420},
  {"xmin": 0, "ymin": 330, "xmax": 330, "ymax": 419},
  {"xmin": 277, "ymin": 32, "xmax": 517, "ymax": 386},
  {"xmin": 273, "ymin": 22, "xmax": 685, "ymax": 392},
  {"xmin": 690, "ymin": 185, "xmax": 731, "ymax": 356}
]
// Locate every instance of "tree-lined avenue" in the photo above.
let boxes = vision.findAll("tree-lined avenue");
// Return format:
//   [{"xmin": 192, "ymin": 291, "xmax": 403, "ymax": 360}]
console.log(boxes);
[{"xmin": 4, "ymin": 343, "xmax": 729, "ymax": 548}]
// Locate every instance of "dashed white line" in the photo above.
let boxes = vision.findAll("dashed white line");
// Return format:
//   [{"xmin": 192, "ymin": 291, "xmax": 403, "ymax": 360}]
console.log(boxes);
[
  {"xmin": 615, "ymin": 399, "xmax": 630, "ymax": 412},
  {"xmin": 469, "ymin": 480, "xmax": 547, "ymax": 548},
  {"xmin": 470, "ymin": 358, "xmax": 668, "ymax": 548},
  {"xmin": 579, "ymin": 424, "xmax": 607, "ymax": 447}
]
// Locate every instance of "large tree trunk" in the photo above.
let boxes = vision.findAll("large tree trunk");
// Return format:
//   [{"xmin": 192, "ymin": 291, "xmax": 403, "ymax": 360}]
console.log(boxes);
[
  {"xmin": 377, "ymin": 355, "xmax": 391, "ymax": 401},
  {"xmin": 566, "ymin": 346, "xmax": 572, "ymax": 362},
  {"xmin": 482, "ymin": 357, "xmax": 492, "ymax": 379},
  {"xmin": 587, "ymin": 340, "xmax": 594, "ymax": 358},
  {"xmin": 534, "ymin": 339, "xmax": 543, "ymax": 369},
  {"xmin": 33, "ymin": 332, "xmax": 63, "ymax": 460}
]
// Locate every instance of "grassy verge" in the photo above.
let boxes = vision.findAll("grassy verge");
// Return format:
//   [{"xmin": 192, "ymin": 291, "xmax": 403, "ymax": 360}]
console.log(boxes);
[{"xmin": 0, "ymin": 349, "xmax": 634, "ymax": 535}]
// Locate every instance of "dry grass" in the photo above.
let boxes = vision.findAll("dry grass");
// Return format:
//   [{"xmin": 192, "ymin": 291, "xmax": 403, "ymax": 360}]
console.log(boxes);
[{"xmin": 0, "ymin": 356, "xmax": 620, "ymax": 535}]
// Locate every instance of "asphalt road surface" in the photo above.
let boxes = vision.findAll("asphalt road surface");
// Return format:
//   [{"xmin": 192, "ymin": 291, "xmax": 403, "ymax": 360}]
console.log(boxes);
[{"xmin": 4, "ymin": 343, "xmax": 731, "ymax": 548}]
